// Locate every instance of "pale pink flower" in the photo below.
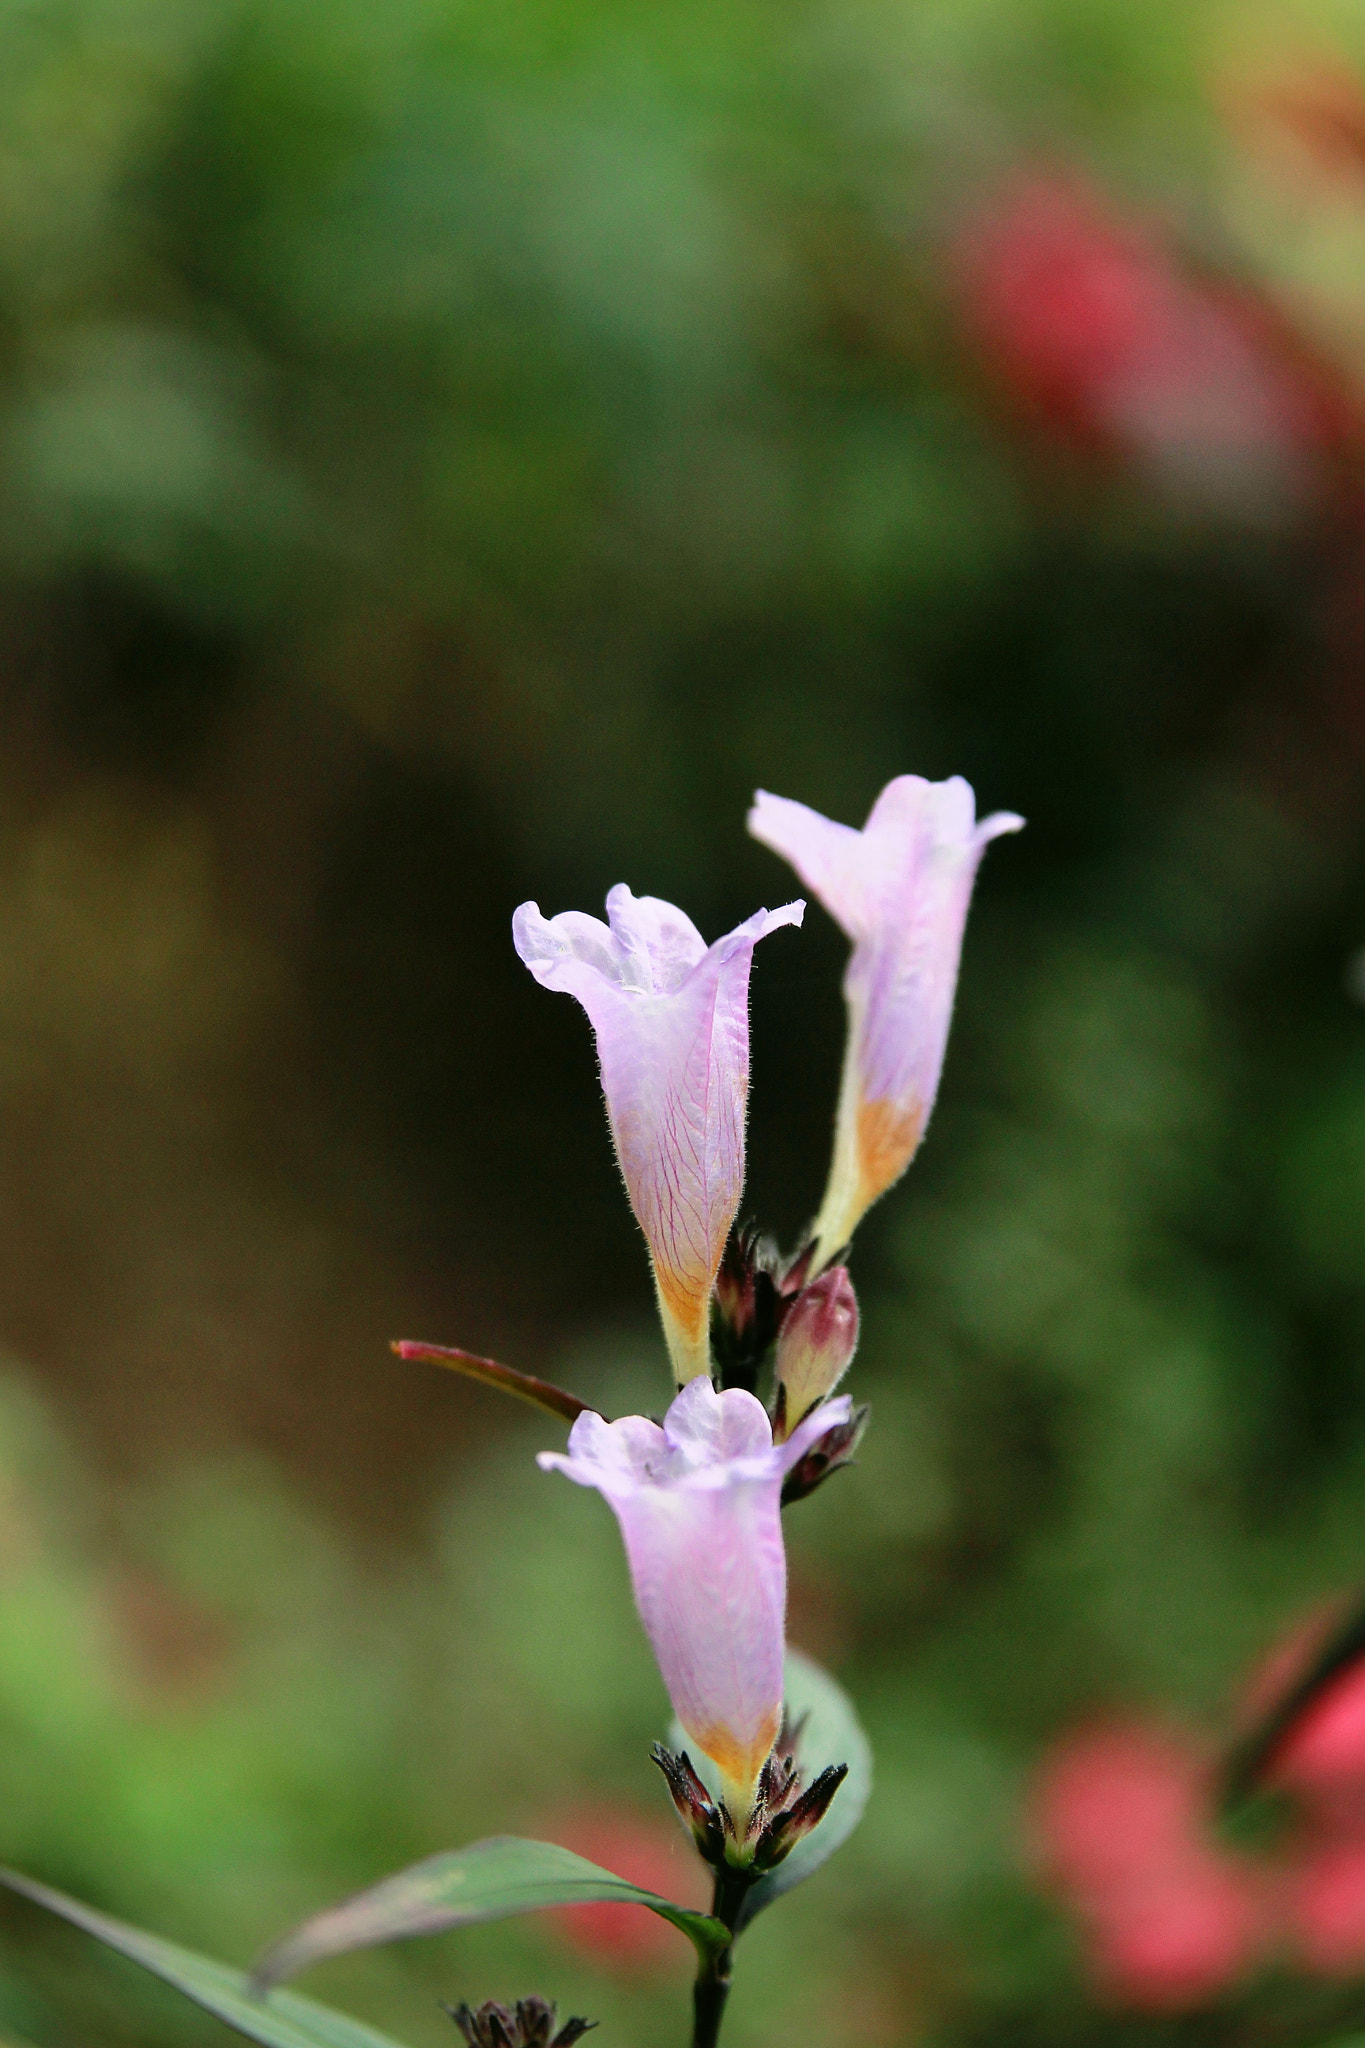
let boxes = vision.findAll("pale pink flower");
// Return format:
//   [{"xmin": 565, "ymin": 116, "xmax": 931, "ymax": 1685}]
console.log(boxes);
[
  {"xmin": 748, "ymin": 778, "xmax": 1021, "ymax": 1268},
  {"xmin": 1266, "ymin": 1652, "xmax": 1365, "ymax": 1800},
  {"xmin": 1292, "ymin": 1840, "xmax": 1365, "ymax": 1972},
  {"xmin": 539, "ymin": 1375, "xmax": 851, "ymax": 1822},
  {"xmin": 513, "ymin": 887, "xmax": 803, "ymax": 1384},
  {"xmin": 1031, "ymin": 1723, "xmax": 1269, "ymax": 2010},
  {"xmin": 1258, "ymin": 1620, "xmax": 1365, "ymax": 1971}
]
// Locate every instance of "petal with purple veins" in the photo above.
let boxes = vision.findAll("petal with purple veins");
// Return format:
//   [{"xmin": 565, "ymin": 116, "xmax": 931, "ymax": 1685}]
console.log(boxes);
[
  {"xmin": 749, "ymin": 777, "xmax": 1021, "ymax": 1268},
  {"xmin": 540, "ymin": 1378, "xmax": 851, "ymax": 1822},
  {"xmin": 514, "ymin": 890, "xmax": 803, "ymax": 1381}
]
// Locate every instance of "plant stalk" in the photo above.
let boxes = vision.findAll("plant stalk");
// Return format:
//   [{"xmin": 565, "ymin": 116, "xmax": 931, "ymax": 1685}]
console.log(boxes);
[
  {"xmin": 691, "ymin": 1943, "xmax": 732, "ymax": 2048},
  {"xmin": 690, "ymin": 1866, "xmax": 751, "ymax": 2048}
]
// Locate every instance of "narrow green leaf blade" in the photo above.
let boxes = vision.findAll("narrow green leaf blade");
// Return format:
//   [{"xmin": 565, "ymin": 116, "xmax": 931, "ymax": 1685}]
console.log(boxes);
[
  {"xmin": 255, "ymin": 1837, "xmax": 729, "ymax": 1989},
  {"xmin": 392, "ymin": 1342, "xmax": 592, "ymax": 1426},
  {"xmin": 0, "ymin": 1867, "xmax": 412, "ymax": 2048}
]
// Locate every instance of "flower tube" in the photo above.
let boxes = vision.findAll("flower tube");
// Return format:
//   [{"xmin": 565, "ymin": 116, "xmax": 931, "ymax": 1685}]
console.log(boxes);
[
  {"xmin": 748, "ymin": 777, "xmax": 1022, "ymax": 1270},
  {"xmin": 513, "ymin": 886, "xmax": 803, "ymax": 1384},
  {"xmin": 539, "ymin": 1375, "xmax": 852, "ymax": 1826}
]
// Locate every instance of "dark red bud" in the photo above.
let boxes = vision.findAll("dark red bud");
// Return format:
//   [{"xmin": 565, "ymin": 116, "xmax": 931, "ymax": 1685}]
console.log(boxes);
[
  {"xmin": 781, "ymin": 1402, "xmax": 870, "ymax": 1507},
  {"xmin": 773, "ymin": 1268, "xmax": 859, "ymax": 1441}
]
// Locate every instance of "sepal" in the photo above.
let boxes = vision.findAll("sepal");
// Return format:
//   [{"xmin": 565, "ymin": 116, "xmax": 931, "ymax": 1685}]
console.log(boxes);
[
  {"xmin": 444, "ymin": 2001, "xmax": 596, "ymax": 2048},
  {"xmin": 652, "ymin": 1719, "xmax": 848, "ymax": 1880},
  {"xmin": 711, "ymin": 1225, "xmax": 783, "ymax": 1393},
  {"xmin": 652, "ymin": 1743, "xmax": 728, "ymax": 1864},
  {"xmin": 752, "ymin": 1764, "xmax": 849, "ymax": 1871}
]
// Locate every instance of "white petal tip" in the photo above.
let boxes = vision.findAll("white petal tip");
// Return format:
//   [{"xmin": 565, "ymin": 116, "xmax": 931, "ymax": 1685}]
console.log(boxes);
[{"xmin": 511, "ymin": 901, "xmax": 545, "ymax": 958}]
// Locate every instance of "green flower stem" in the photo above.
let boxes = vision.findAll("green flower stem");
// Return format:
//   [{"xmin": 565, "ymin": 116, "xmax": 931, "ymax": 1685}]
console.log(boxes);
[
  {"xmin": 690, "ymin": 1865, "xmax": 752, "ymax": 2048},
  {"xmin": 690, "ymin": 1940, "xmax": 732, "ymax": 2048}
]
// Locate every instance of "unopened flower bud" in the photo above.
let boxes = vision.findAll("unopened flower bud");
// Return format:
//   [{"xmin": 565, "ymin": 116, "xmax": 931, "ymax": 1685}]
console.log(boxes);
[
  {"xmin": 781, "ymin": 1403, "xmax": 870, "ymax": 1507},
  {"xmin": 772, "ymin": 1268, "xmax": 859, "ymax": 1441}
]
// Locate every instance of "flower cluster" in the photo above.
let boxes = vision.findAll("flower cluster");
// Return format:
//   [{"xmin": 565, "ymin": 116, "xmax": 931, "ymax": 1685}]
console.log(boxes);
[
  {"xmin": 0, "ymin": 772, "xmax": 1020, "ymax": 2048},
  {"xmin": 516, "ymin": 775, "xmax": 1019, "ymax": 1835}
]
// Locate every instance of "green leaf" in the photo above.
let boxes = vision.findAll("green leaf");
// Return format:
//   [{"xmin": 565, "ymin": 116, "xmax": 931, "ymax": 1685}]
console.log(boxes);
[
  {"xmin": 0, "ymin": 1867, "xmax": 414, "ymax": 2048},
  {"xmin": 254, "ymin": 1836, "xmax": 730, "ymax": 1989},
  {"xmin": 671, "ymin": 1648, "xmax": 872, "ymax": 1931}
]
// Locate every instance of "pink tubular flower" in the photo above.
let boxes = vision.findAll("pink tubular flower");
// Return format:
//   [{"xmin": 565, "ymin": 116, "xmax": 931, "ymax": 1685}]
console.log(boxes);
[
  {"xmin": 1256, "ymin": 1622, "xmax": 1365, "ymax": 1971},
  {"xmin": 538, "ymin": 1375, "xmax": 852, "ymax": 1824},
  {"xmin": 513, "ymin": 886, "xmax": 803, "ymax": 1384},
  {"xmin": 1292, "ymin": 1839, "xmax": 1365, "ymax": 1972},
  {"xmin": 1032, "ymin": 1616, "xmax": 1365, "ymax": 2007},
  {"xmin": 1031, "ymin": 1724, "xmax": 1269, "ymax": 2010},
  {"xmin": 748, "ymin": 778, "xmax": 1021, "ymax": 1269},
  {"xmin": 1267, "ymin": 1658, "xmax": 1365, "ymax": 1803}
]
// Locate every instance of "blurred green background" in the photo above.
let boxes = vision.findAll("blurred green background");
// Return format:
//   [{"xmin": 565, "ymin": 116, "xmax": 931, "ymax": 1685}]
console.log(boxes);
[{"xmin": 7, "ymin": 0, "xmax": 1365, "ymax": 2040}]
